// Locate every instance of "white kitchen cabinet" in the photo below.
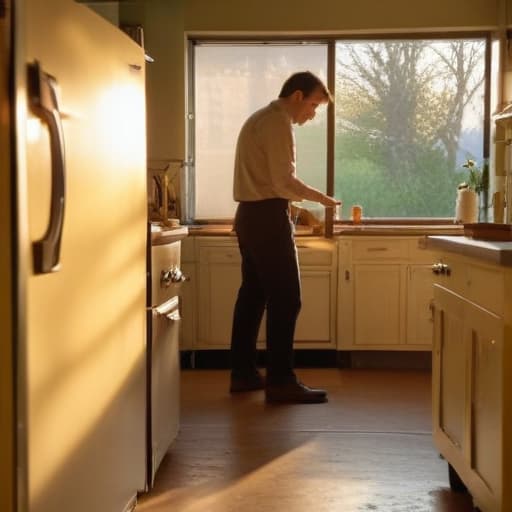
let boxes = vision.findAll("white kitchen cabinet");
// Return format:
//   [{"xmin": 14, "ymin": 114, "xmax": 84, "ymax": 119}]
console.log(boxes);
[
  {"xmin": 337, "ymin": 236, "xmax": 437, "ymax": 350},
  {"xmin": 179, "ymin": 237, "xmax": 198, "ymax": 351},
  {"xmin": 183, "ymin": 236, "xmax": 337, "ymax": 350},
  {"xmin": 433, "ymin": 286, "xmax": 468, "ymax": 457},
  {"xmin": 431, "ymin": 250, "xmax": 511, "ymax": 512},
  {"xmin": 179, "ymin": 262, "xmax": 197, "ymax": 350},
  {"xmin": 352, "ymin": 264, "xmax": 404, "ymax": 346},
  {"xmin": 295, "ymin": 270, "xmax": 331, "ymax": 342},
  {"xmin": 293, "ymin": 238, "xmax": 337, "ymax": 346},
  {"xmin": 407, "ymin": 264, "xmax": 437, "ymax": 345},
  {"xmin": 197, "ymin": 242, "xmax": 246, "ymax": 348}
]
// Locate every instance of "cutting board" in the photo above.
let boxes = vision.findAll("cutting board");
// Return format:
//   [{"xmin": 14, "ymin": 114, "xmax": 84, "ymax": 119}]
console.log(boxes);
[{"xmin": 464, "ymin": 222, "xmax": 512, "ymax": 241}]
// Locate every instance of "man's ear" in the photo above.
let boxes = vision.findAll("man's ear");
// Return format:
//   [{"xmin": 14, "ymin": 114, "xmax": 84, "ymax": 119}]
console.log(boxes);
[{"xmin": 290, "ymin": 90, "xmax": 304, "ymax": 102}]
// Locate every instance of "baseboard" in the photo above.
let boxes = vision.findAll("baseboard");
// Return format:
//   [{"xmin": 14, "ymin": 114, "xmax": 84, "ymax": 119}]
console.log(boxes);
[
  {"xmin": 180, "ymin": 349, "xmax": 432, "ymax": 370},
  {"xmin": 346, "ymin": 350, "xmax": 432, "ymax": 370}
]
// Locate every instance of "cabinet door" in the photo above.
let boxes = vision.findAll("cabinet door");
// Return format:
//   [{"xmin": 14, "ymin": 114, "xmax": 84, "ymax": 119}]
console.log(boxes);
[
  {"xmin": 198, "ymin": 258, "xmax": 241, "ymax": 347},
  {"xmin": 197, "ymin": 247, "xmax": 265, "ymax": 348},
  {"xmin": 406, "ymin": 264, "xmax": 434, "ymax": 346},
  {"xmin": 180, "ymin": 263, "xmax": 196, "ymax": 350},
  {"xmin": 353, "ymin": 264, "xmax": 404, "ymax": 345},
  {"xmin": 295, "ymin": 270, "xmax": 331, "ymax": 343},
  {"xmin": 432, "ymin": 285, "xmax": 467, "ymax": 455},
  {"xmin": 466, "ymin": 302, "xmax": 503, "ymax": 503}
]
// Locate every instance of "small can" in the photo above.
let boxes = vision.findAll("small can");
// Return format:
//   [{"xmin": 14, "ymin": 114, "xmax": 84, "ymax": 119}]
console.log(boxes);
[{"xmin": 351, "ymin": 204, "xmax": 362, "ymax": 224}]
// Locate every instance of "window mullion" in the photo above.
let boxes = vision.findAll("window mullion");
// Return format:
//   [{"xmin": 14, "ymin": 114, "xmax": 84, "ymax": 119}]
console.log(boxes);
[{"xmin": 325, "ymin": 40, "xmax": 336, "ymax": 237}]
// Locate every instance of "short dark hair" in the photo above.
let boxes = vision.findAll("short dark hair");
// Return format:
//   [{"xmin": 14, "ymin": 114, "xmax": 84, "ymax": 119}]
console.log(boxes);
[{"xmin": 278, "ymin": 71, "xmax": 333, "ymax": 102}]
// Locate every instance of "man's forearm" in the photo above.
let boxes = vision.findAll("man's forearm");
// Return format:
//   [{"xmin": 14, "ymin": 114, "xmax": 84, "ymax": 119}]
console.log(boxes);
[{"xmin": 280, "ymin": 174, "xmax": 332, "ymax": 205}]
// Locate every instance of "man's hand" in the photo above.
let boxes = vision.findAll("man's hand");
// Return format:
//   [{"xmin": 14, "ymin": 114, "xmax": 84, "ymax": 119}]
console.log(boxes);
[
  {"xmin": 290, "ymin": 204, "xmax": 321, "ymax": 226},
  {"xmin": 320, "ymin": 195, "xmax": 341, "ymax": 208}
]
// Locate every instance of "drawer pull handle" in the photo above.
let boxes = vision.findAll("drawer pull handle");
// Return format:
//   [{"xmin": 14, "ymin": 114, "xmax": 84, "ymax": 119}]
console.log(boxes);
[
  {"xmin": 367, "ymin": 247, "xmax": 388, "ymax": 252},
  {"xmin": 431, "ymin": 263, "xmax": 451, "ymax": 276}
]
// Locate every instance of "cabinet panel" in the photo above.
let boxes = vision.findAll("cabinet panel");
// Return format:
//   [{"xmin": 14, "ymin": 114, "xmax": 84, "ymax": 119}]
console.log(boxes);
[
  {"xmin": 433, "ymin": 258, "xmax": 505, "ymax": 316},
  {"xmin": 467, "ymin": 264, "xmax": 504, "ymax": 317},
  {"xmin": 352, "ymin": 239, "xmax": 409, "ymax": 261},
  {"xmin": 435, "ymin": 287, "xmax": 467, "ymax": 452},
  {"xmin": 433, "ymin": 270, "xmax": 507, "ymax": 512},
  {"xmin": 409, "ymin": 239, "xmax": 437, "ymax": 263},
  {"xmin": 295, "ymin": 271, "xmax": 331, "ymax": 342},
  {"xmin": 180, "ymin": 263, "xmax": 196, "ymax": 350},
  {"xmin": 338, "ymin": 236, "xmax": 438, "ymax": 350},
  {"xmin": 198, "ymin": 261, "xmax": 240, "ymax": 346},
  {"xmin": 353, "ymin": 264, "xmax": 402, "ymax": 345},
  {"xmin": 201, "ymin": 246, "xmax": 240, "ymax": 264},
  {"xmin": 296, "ymin": 240, "xmax": 334, "ymax": 266},
  {"xmin": 467, "ymin": 304, "xmax": 503, "ymax": 498},
  {"xmin": 407, "ymin": 265, "xmax": 434, "ymax": 345},
  {"xmin": 181, "ymin": 237, "xmax": 195, "ymax": 262},
  {"xmin": 195, "ymin": 242, "xmax": 335, "ymax": 349},
  {"xmin": 432, "ymin": 255, "xmax": 468, "ymax": 297}
]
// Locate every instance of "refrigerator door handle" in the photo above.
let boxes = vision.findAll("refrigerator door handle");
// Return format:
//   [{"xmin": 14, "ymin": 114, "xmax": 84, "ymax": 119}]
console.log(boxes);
[{"xmin": 27, "ymin": 60, "xmax": 66, "ymax": 274}]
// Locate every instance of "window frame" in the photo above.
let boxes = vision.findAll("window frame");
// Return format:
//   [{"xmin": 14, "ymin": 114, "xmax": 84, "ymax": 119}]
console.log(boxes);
[{"xmin": 186, "ymin": 32, "xmax": 491, "ymax": 228}]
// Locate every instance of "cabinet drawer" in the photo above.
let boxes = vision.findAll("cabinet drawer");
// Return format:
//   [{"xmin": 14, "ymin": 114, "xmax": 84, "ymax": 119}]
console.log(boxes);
[
  {"xmin": 467, "ymin": 264, "xmax": 504, "ymax": 317},
  {"xmin": 296, "ymin": 246, "xmax": 333, "ymax": 266},
  {"xmin": 432, "ymin": 256, "xmax": 468, "ymax": 297},
  {"xmin": 199, "ymin": 242, "xmax": 334, "ymax": 267},
  {"xmin": 433, "ymin": 258, "xmax": 504, "ymax": 317},
  {"xmin": 352, "ymin": 239, "xmax": 409, "ymax": 261},
  {"xmin": 199, "ymin": 246, "xmax": 240, "ymax": 264}
]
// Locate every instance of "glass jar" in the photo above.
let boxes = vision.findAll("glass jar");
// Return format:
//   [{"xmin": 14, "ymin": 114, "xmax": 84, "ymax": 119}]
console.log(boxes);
[{"xmin": 351, "ymin": 204, "xmax": 362, "ymax": 224}]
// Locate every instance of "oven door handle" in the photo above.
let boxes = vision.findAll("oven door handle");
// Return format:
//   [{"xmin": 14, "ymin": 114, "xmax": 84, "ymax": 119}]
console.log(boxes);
[{"xmin": 154, "ymin": 296, "xmax": 180, "ymax": 321}]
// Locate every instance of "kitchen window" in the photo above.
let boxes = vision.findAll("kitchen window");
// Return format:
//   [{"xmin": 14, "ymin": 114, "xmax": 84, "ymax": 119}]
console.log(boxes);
[
  {"xmin": 335, "ymin": 38, "xmax": 487, "ymax": 218},
  {"xmin": 187, "ymin": 36, "xmax": 488, "ymax": 221},
  {"xmin": 189, "ymin": 42, "xmax": 328, "ymax": 220}
]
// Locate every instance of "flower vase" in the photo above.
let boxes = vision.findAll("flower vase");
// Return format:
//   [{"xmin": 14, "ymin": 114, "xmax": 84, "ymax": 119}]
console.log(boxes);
[
  {"xmin": 455, "ymin": 188, "xmax": 479, "ymax": 224},
  {"xmin": 478, "ymin": 190, "xmax": 488, "ymax": 222}
]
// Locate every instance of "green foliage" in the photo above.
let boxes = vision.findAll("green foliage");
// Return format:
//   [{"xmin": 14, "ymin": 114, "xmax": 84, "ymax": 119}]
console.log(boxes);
[
  {"xmin": 461, "ymin": 159, "xmax": 488, "ymax": 193},
  {"xmin": 331, "ymin": 40, "xmax": 486, "ymax": 217},
  {"xmin": 335, "ymin": 136, "xmax": 462, "ymax": 217}
]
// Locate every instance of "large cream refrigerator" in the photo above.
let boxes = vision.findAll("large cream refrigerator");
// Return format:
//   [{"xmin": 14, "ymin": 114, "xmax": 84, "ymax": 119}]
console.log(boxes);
[{"xmin": 2, "ymin": 1, "xmax": 148, "ymax": 511}]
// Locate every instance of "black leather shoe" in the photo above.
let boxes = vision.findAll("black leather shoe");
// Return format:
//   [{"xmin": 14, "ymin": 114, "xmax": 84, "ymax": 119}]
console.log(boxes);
[
  {"xmin": 265, "ymin": 380, "xmax": 328, "ymax": 404},
  {"xmin": 230, "ymin": 372, "xmax": 265, "ymax": 393}
]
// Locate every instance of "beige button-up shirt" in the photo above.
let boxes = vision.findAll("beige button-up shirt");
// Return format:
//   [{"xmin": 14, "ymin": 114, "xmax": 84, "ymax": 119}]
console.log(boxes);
[{"xmin": 233, "ymin": 100, "xmax": 324, "ymax": 203}]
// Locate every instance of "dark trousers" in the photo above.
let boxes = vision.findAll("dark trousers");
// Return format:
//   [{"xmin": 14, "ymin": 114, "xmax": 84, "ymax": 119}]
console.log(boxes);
[{"xmin": 230, "ymin": 198, "xmax": 301, "ymax": 384}]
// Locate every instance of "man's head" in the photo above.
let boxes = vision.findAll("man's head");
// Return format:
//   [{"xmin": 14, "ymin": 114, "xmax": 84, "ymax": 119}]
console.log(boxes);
[{"xmin": 278, "ymin": 71, "xmax": 332, "ymax": 125}]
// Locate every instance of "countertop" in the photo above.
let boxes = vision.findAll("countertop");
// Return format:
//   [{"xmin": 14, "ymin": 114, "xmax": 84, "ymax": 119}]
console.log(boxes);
[
  {"xmin": 186, "ymin": 223, "xmax": 464, "ymax": 237},
  {"xmin": 333, "ymin": 224, "xmax": 463, "ymax": 236},
  {"xmin": 424, "ymin": 235, "xmax": 512, "ymax": 266},
  {"xmin": 151, "ymin": 225, "xmax": 189, "ymax": 245}
]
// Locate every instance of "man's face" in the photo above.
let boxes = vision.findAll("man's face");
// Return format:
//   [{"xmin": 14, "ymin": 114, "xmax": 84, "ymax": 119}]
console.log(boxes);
[{"xmin": 291, "ymin": 87, "xmax": 328, "ymax": 125}]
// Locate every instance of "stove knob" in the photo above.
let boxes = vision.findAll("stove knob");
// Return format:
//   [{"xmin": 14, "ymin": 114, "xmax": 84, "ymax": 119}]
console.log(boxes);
[
  {"xmin": 161, "ymin": 266, "xmax": 189, "ymax": 287},
  {"xmin": 160, "ymin": 269, "xmax": 172, "ymax": 287}
]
